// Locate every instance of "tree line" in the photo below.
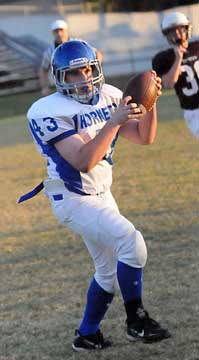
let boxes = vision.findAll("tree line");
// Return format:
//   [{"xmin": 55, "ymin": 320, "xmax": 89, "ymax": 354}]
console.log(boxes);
[{"xmin": 86, "ymin": 0, "xmax": 198, "ymax": 12}]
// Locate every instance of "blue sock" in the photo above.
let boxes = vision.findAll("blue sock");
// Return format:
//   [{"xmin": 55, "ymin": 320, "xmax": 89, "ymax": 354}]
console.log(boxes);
[
  {"xmin": 79, "ymin": 277, "xmax": 114, "ymax": 336},
  {"xmin": 117, "ymin": 261, "xmax": 142, "ymax": 303}
]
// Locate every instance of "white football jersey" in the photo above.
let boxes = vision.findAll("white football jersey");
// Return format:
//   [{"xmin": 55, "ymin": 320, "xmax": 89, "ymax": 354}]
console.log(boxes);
[{"xmin": 27, "ymin": 84, "xmax": 122, "ymax": 195}]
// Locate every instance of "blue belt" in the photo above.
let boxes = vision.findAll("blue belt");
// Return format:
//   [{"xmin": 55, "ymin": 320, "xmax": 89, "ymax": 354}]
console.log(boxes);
[
  {"xmin": 18, "ymin": 181, "xmax": 91, "ymax": 203},
  {"xmin": 18, "ymin": 181, "xmax": 44, "ymax": 203}
]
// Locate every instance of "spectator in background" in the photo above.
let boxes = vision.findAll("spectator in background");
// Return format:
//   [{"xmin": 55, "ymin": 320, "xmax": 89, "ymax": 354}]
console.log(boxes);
[
  {"xmin": 39, "ymin": 19, "xmax": 103, "ymax": 96},
  {"xmin": 39, "ymin": 19, "xmax": 69, "ymax": 96}
]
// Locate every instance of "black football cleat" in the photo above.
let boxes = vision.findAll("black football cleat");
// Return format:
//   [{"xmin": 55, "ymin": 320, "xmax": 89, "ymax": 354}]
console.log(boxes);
[
  {"xmin": 72, "ymin": 329, "xmax": 112, "ymax": 351},
  {"xmin": 126, "ymin": 307, "xmax": 171, "ymax": 343}
]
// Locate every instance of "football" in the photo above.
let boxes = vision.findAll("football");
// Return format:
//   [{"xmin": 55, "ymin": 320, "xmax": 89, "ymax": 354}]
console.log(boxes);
[{"xmin": 123, "ymin": 71, "xmax": 158, "ymax": 112}]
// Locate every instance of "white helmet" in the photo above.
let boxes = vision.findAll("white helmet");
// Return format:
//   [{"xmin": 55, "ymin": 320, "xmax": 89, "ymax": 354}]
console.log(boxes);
[{"xmin": 161, "ymin": 12, "xmax": 192, "ymax": 44}]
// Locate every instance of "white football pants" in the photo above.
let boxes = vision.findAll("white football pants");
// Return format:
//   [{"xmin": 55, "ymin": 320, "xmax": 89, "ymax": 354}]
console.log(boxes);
[
  {"xmin": 44, "ymin": 180, "xmax": 147, "ymax": 294},
  {"xmin": 184, "ymin": 109, "xmax": 199, "ymax": 139}
]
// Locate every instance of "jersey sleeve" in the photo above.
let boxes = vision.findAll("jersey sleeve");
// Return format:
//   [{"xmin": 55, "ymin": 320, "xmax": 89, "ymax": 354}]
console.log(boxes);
[
  {"xmin": 152, "ymin": 49, "xmax": 176, "ymax": 77},
  {"xmin": 28, "ymin": 116, "xmax": 77, "ymax": 144}
]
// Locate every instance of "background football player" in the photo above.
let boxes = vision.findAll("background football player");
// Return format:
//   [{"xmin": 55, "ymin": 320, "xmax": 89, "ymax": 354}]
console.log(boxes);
[
  {"xmin": 24, "ymin": 40, "xmax": 170, "ymax": 351},
  {"xmin": 152, "ymin": 12, "xmax": 199, "ymax": 139}
]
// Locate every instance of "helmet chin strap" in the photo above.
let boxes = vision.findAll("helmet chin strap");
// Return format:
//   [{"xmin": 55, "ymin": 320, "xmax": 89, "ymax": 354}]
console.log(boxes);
[
  {"xmin": 71, "ymin": 92, "xmax": 93, "ymax": 104},
  {"xmin": 67, "ymin": 86, "xmax": 94, "ymax": 104},
  {"xmin": 67, "ymin": 83, "xmax": 100, "ymax": 104},
  {"xmin": 168, "ymin": 36, "xmax": 188, "ymax": 47},
  {"xmin": 168, "ymin": 37, "xmax": 183, "ymax": 46}
]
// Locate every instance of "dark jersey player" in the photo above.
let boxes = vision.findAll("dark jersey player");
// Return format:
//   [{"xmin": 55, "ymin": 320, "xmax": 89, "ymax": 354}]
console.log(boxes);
[{"xmin": 152, "ymin": 12, "xmax": 199, "ymax": 139}]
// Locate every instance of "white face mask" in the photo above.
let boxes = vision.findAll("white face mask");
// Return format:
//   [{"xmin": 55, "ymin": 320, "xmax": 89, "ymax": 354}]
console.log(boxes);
[
  {"xmin": 55, "ymin": 61, "xmax": 104, "ymax": 104},
  {"xmin": 165, "ymin": 25, "xmax": 189, "ymax": 46}
]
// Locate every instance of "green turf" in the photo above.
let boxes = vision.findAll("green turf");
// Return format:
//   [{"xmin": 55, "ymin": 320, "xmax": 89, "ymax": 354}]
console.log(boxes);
[{"xmin": 0, "ymin": 88, "xmax": 199, "ymax": 359}]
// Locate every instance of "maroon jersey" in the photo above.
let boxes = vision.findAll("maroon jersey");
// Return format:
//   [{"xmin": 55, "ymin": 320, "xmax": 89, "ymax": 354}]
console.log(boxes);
[{"xmin": 152, "ymin": 41, "xmax": 199, "ymax": 110}]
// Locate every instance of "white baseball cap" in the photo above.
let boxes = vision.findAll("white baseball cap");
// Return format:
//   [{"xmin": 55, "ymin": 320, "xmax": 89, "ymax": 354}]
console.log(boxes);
[{"xmin": 51, "ymin": 19, "xmax": 68, "ymax": 31}]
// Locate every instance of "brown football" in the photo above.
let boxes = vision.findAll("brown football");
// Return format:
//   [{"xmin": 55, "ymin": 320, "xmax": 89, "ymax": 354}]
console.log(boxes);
[{"xmin": 123, "ymin": 71, "xmax": 158, "ymax": 112}]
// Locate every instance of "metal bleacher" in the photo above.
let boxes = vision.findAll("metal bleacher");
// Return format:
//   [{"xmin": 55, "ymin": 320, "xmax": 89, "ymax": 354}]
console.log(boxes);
[
  {"xmin": 0, "ymin": 31, "xmax": 47, "ymax": 96},
  {"xmin": 103, "ymin": 46, "xmax": 159, "ymax": 77}
]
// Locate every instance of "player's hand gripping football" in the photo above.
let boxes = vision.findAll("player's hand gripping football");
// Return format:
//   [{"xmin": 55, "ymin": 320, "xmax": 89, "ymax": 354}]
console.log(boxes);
[
  {"xmin": 151, "ymin": 70, "xmax": 162, "ymax": 98},
  {"xmin": 110, "ymin": 97, "xmax": 144, "ymax": 126}
]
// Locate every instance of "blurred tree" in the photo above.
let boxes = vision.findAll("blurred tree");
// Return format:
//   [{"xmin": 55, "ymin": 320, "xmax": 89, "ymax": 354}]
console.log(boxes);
[
  {"xmin": 86, "ymin": 0, "xmax": 198, "ymax": 11},
  {"xmin": 0, "ymin": 0, "xmax": 197, "ymax": 10}
]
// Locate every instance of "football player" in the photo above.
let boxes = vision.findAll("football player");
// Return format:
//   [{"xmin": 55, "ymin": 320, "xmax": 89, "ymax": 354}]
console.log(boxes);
[
  {"xmin": 152, "ymin": 12, "xmax": 199, "ymax": 139},
  {"xmin": 24, "ymin": 40, "xmax": 171, "ymax": 350}
]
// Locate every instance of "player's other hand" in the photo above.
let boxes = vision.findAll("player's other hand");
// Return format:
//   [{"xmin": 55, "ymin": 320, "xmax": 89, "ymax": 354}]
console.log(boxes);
[
  {"xmin": 151, "ymin": 71, "xmax": 162, "ymax": 97},
  {"xmin": 110, "ymin": 97, "xmax": 144, "ymax": 126},
  {"xmin": 174, "ymin": 44, "xmax": 187, "ymax": 60}
]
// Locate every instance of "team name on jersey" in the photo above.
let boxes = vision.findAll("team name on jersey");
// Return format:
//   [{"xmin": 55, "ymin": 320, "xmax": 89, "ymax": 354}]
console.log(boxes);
[{"xmin": 77, "ymin": 103, "xmax": 117, "ymax": 129}]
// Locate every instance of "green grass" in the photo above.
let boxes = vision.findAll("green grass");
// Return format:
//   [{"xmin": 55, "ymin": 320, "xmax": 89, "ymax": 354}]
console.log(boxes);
[
  {"xmin": 0, "ymin": 74, "xmax": 131, "ymax": 119},
  {"xmin": 0, "ymin": 88, "xmax": 199, "ymax": 360}
]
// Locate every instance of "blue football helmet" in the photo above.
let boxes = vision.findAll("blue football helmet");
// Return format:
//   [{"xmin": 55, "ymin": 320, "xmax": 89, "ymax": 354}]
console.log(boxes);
[{"xmin": 52, "ymin": 40, "xmax": 104, "ymax": 103}]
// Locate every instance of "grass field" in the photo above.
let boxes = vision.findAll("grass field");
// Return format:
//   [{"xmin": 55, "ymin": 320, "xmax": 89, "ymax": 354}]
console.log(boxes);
[{"xmin": 0, "ymin": 87, "xmax": 199, "ymax": 360}]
